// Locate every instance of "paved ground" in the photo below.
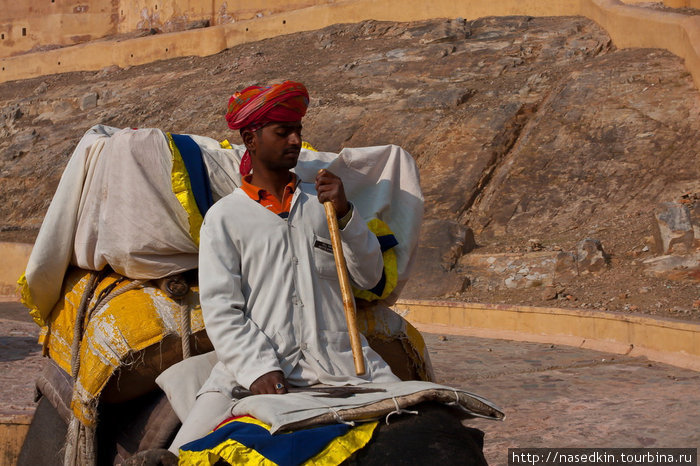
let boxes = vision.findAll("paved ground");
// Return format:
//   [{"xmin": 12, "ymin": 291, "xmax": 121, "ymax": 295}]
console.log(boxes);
[
  {"xmin": 0, "ymin": 300, "xmax": 43, "ymax": 421},
  {"xmin": 1, "ymin": 300, "xmax": 699, "ymax": 465},
  {"xmin": 421, "ymin": 332, "xmax": 700, "ymax": 464}
]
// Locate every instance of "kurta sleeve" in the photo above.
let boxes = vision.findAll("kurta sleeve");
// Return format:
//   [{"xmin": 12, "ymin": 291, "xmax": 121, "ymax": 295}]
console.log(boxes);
[
  {"xmin": 198, "ymin": 206, "xmax": 282, "ymax": 389},
  {"xmin": 337, "ymin": 206, "xmax": 384, "ymax": 290}
]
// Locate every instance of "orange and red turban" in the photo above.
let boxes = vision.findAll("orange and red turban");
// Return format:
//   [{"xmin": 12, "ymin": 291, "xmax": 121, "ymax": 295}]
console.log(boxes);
[{"xmin": 226, "ymin": 81, "xmax": 309, "ymax": 174}]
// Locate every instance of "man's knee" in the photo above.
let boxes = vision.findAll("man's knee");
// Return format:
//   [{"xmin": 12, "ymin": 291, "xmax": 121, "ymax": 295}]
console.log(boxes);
[{"xmin": 168, "ymin": 391, "xmax": 234, "ymax": 454}]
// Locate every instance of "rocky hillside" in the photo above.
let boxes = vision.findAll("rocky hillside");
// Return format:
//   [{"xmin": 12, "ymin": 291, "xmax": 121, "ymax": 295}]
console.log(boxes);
[{"xmin": 1, "ymin": 16, "xmax": 699, "ymax": 319}]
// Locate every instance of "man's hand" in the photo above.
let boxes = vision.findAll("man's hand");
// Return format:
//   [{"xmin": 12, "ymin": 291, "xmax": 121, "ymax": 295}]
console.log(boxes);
[
  {"xmin": 315, "ymin": 169, "xmax": 350, "ymax": 218},
  {"xmin": 249, "ymin": 371, "xmax": 288, "ymax": 395}
]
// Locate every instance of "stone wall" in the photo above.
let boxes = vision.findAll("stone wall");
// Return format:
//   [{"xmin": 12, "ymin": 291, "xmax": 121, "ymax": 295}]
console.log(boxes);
[
  {"xmin": 118, "ymin": 0, "xmax": 331, "ymax": 33},
  {"xmin": 0, "ymin": 0, "xmax": 117, "ymax": 57},
  {"xmin": 1, "ymin": 0, "xmax": 699, "ymax": 90},
  {"xmin": 0, "ymin": 242, "xmax": 31, "ymax": 296},
  {"xmin": 0, "ymin": 0, "xmax": 335, "ymax": 57},
  {"xmin": 2, "ymin": 0, "xmax": 699, "ymax": 60}
]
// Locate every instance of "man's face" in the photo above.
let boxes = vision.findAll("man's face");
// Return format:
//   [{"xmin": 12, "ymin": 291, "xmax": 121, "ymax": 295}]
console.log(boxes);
[{"xmin": 250, "ymin": 121, "xmax": 303, "ymax": 172}]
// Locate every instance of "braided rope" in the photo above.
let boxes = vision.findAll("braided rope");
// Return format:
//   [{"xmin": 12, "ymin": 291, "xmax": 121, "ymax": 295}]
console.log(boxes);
[
  {"xmin": 180, "ymin": 300, "xmax": 192, "ymax": 359},
  {"xmin": 69, "ymin": 273, "xmax": 98, "ymax": 378},
  {"xmin": 89, "ymin": 279, "xmax": 146, "ymax": 319}
]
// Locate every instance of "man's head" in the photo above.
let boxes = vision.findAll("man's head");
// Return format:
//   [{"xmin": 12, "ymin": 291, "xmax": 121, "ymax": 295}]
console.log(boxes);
[
  {"xmin": 241, "ymin": 121, "xmax": 303, "ymax": 173},
  {"xmin": 225, "ymin": 81, "xmax": 309, "ymax": 175}
]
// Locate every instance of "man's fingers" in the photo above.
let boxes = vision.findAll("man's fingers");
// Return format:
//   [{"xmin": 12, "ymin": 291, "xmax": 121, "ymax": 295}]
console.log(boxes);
[
  {"xmin": 316, "ymin": 168, "xmax": 335, "ymax": 180},
  {"xmin": 315, "ymin": 169, "xmax": 349, "ymax": 217},
  {"xmin": 315, "ymin": 183, "xmax": 333, "ymax": 193},
  {"xmin": 316, "ymin": 169, "xmax": 342, "ymax": 185},
  {"xmin": 316, "ymin": 181, "xmax": 339, "ymax": 200},
  {"xmin": 250, "ymin": 371, "xmax": 288, "ymax": 395},
  {"xmin": 316, "ymin": 184, "xmax": 338, "ymax": 199}
]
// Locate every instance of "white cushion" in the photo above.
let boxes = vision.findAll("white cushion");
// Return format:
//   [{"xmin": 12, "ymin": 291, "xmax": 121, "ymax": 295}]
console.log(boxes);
[{"xmin": 155, "ymin": 351, "xmax": 218, "ymax": 421}]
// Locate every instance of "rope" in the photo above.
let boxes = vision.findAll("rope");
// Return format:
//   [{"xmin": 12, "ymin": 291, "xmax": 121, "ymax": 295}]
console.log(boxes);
[
  {"xmin": 64, "ymin": 417, "xmax": 80, "ymax": 465},
  {"xmin": 88, "ymin": 279, "xmax": 146, "ymax": 321},
  {"xmin": 447, "ymin": 389, "xmax": 461, "ymax": 406},
  {"xmin": 328, "ymin": 406, "xmax": 356, "ymax": 427},
  {"xmin": 152, "ymin": 275, "xmax": 191, "ymax": 359},
  {"xmin": 385, "ymin": 397, "xmax": 418, "ymax": 425},
  {"xmin": 69, "ymin": 273, "xmax": 98, "ymax": 378},
  {"xmin": 180, "ymin": 299, "xmax": 192, "ymax": 359},
  {"xmin": 85, "ymin": 276, "xmax": 126, "ymax": 321},
  {"xmin": 445, "ymin": 388, "xmax": 472, "ymax": 414}
]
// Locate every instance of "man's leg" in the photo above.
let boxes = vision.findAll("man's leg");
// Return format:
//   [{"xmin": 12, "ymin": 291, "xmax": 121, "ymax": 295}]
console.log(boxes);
[{"xmin": 168, "ymin": 391, "xmax": 235, "ymax": 454}]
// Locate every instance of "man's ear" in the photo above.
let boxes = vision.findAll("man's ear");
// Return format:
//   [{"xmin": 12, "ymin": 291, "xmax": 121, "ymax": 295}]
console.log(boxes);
[{"xmin": 241, "ymin": 129, "xmax": 257, "ymax": 153}]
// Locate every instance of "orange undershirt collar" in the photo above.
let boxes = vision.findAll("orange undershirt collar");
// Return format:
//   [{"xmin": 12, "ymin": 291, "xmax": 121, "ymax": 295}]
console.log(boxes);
[{"xmin": 241, "ymin": 173, "xmax": 297, "ymax": 216}]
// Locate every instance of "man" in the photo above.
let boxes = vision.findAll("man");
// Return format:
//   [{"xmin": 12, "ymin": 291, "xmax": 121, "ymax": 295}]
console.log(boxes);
[{"xmin": 169, "ymin": 81, "xmax": 399, "ymax": 453}]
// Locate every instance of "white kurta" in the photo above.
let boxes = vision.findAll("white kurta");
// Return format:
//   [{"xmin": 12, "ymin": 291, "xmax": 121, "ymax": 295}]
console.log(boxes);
[{"xmin": 198, "ymin": 180, "xmax": 400, "ymax": 395}]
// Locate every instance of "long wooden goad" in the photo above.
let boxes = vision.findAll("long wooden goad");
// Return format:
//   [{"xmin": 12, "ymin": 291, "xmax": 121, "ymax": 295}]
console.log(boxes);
[{"xmin": 323, "ymin": 201, "xmax": 366, "ymax": 376}]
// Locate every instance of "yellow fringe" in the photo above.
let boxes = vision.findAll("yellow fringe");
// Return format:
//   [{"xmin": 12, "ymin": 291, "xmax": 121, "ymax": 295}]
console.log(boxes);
[
  {"xmin": 301, "ymin": 141, "xmax": 317, "ymax": 152},
  {"xmin": 179, "ymin": 440, "xmax": 273, "ymax": 466},
  {"xmin": 17, "ymin": 273, "xmax": 44, "ymax": 326}
]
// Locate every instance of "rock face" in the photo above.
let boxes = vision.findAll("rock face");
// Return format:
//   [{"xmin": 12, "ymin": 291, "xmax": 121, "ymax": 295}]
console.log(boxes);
[
  {"xmin": 409, "ymin": 219, "xmax": 473, "ymax": 297},
  {"xmin": 456, "ymin": 237, "xmax": 609, "ymax": 291},
  {"xmin": 79, "ymin": 92, "xmax": 98, "ymax": 110},
  {"xmin": 645, "ymin": 199, "xmax": 700, "ymax": 283},
  {"xmin": 653, "ymin": 202, "xmax": 696, "ymax": 255},
  {"xmin": 459, "ymin": 252, "xmax": 559, "ymax": 290},
  {"xmin": 0, "ymin": 16, "xmax": 699, "ymax": 317},
  {"xmin": 576, "ymin": 238, "xmax": 609, "ymax": 274}
]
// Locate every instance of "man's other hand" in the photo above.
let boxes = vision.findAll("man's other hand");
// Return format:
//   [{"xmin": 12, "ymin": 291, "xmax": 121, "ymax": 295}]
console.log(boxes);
[
  {"xmin": 315, "ymin": 169, "xmax": 350, "ymax": 218},
  {"xmin": 249, "ymin": 371, "xmax": 288, "ymax": 395}
]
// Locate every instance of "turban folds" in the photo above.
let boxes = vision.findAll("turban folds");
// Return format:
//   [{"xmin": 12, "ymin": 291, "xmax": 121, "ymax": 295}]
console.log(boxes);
[{"xmin": 225, "ymin": 81, "xmax": 309, "ymax": 175}]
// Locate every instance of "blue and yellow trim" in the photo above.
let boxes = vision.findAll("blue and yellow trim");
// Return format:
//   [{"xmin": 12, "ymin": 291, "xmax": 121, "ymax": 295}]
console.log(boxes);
[
  {"xmin": 179, "ymin": 415, "xmax": 378, "ymax": 466},
  {"xmin": 353, "ymin": 218, "xmax": 399, "ymax": 301},
  {"xmin": 168, "ymin": 132, "xmax": 204, "ymax": 246}
]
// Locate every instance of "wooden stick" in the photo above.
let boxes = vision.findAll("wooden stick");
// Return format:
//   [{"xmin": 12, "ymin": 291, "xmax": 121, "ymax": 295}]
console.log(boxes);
[{"xmin": 323, "ymin": 201, "xmax": 366, "ymax": 376}]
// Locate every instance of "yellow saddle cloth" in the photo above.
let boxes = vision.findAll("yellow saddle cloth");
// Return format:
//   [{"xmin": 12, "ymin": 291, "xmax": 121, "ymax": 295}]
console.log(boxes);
[{"xmin": 39, "ymin": 267, "xmax": 208, "ymax": 426}]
